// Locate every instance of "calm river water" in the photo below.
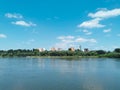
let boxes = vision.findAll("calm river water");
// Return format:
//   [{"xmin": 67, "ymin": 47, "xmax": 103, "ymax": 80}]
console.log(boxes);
[{"xmin": 0, "ymin": 58, "xmax": 120, "ymax": 90}]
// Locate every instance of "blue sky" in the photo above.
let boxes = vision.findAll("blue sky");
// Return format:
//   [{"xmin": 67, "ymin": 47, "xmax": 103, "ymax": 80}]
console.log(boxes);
[{"xmin": 0, "ymin": 0, "xmax": 120, "ymax": 51}]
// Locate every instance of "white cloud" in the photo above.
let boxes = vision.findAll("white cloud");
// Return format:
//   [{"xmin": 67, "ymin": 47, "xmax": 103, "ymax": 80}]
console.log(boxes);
[
  {"xmin": 112, "ymin": 45, "xmax": 119, "ymax": 49},
  {"xmin": 86, "ymin": 32, "xmax": 92, "ymax": 35},
  {"xmin": 83, "ymin": 30, "xmax": 92, "ymax": 35},
  {"xmin": 75, "ymin": 38, "xmax": 97, "ymax": 43},
  {"xmin": 55, "ymin": 35, "xmax": 97, "ymax": 49},
  {"xmin": 5, "ymin": 13, "xmax": 23, "ymax": 19},
  {"xmin": 55, "ymin": 42, "xmax": 73, "ymax": 49},
  {"xmin": 0, "ymin": 34, "xmax": 7, "ymax": 38},
  {"xmin": 26, "ymin": 39, "xmax": 35, "ymax": 45},
  {"xmin": 22, "ymin": 39, "xmax": 35, "ymax": 45},
  {"xmin": 83, "ymin": 29, "xmax": 89, "ymax": 33},
  {"xmin": 57, "ymin": 36, "xmax": 74, "ymax": 44},
  {"xmin": 88, "ymin": 8, "xmax": 120, "ymax": 19},
  {"xmin": 78, "ymin": 8, "xmax": 120, "ymax": 29},
  {"xmin": 12, "ymin": 20, "xmax": 36, "ymax": 27},
  {"xmin": 57, "ymin": 36, "xmax": 74, "ymax": 40},
  {"xmin": 5, "ymin": 13, "xmax": 37, "ymax": 27},
  {"xmin": 103, "ymin": 29, "xmax": 111, "ymax": 33},
  {"xmin": 78, "ymin": 18, "xmax": 105, "ymax": 29},
  {"xmin": 97, "ymin": 8, "xmax": 108, "ymax": 11}
]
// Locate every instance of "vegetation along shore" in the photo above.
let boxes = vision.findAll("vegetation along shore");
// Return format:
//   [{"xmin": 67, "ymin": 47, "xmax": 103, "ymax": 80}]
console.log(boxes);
[{"xmin": 0, "ymin": 48, "xmax": 120, "ymax": 58}]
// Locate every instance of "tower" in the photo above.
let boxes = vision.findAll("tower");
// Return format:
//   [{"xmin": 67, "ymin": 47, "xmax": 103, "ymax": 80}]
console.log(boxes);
[{"xmin": 79, "ymin": 45, "xmax": 81, "ymax": 50}]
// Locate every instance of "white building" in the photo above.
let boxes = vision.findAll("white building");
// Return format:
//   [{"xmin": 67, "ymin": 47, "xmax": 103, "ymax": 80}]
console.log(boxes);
[{"xmin": 38, "ymin": 48, "xmax": 46, "ymax": 52}]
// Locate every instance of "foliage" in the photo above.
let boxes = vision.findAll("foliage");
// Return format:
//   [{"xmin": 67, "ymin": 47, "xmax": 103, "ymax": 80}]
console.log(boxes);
[
  {"xmin": 114, "ymin": 48, "xmax": 120, "ymax": 53},
  {"xmin": 0, "ymin": 48, "xmax": 120, "ymax": 58}
]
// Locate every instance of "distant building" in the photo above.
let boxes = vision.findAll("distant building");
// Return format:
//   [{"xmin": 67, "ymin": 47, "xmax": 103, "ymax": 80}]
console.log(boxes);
[
  {"xmin": 79, "ymin": 45, "xmax": 82, "ymax": 50},
  {"xmin": 51, "ymin": 47, "xmax": 56, "ymax": 51},
  {"xmin": 84, "ymin": 48, "xmax": 89, "ymax": 52},
  {"xmin": 57, "ymin": 48, "xmax": 62, "ymax": 51},
  {"xmin": 38, "ymin": 48, "xmax": 46, "ymax": 52},
  {"xmin": 68, "ymin": 47, "xmax": 75, "ymax": 51}
]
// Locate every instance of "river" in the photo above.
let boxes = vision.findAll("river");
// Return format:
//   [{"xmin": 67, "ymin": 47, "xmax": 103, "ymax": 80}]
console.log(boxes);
[{"xmin": 0, "ymin": 58, "xmax": 120, "ymax": 90}]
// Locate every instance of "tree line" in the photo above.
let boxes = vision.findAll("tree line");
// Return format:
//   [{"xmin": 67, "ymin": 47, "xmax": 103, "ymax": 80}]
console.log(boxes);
[{"xmin": 0, "ymin": 48, "xmax": 120, "ymax": 58}]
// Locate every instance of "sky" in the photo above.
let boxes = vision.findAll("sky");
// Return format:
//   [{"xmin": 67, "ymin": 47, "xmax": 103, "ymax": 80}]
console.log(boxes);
[{"xmin": 0, "ymin": 0, "xmax": 120, "ymax": 51}]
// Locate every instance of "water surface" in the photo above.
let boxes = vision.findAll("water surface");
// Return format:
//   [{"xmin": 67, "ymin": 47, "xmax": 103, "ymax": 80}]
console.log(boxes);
[{"xmin": 0, "ymin": 58, "xmax": 120, "ymax": 90}]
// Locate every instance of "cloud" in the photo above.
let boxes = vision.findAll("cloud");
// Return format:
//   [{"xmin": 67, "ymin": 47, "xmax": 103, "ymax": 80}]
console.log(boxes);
[
  {"xmin": 78, "ymin": 18, "xmax": 105, "ymax": 28},
  {"xmin": 26, "ymin": 39, "xmax": 35, "ymax": 45},
  {"xmin": 78, "ymin": 8, "xmax": 120, "ymax": 29},
  {"xmin": 0, "ymin": 34, "xmax": 7, "ymax": 38},
  {"xmin": 112, "ymin": 45, "xmax": 119, "ymax": 49},
  {"xmin": 12, "ymin": 20, "xmax": 36, "ymax": 27},
  {"xmin": 5, "ymin": 13, "xmax": 23, "ymax": 19},
  {"xmin": 5, "ymin": 13, "xmax": 37, "ymax": 27},
  {"xmin": 55, "ymin": 35, "xmax": 97, "ymax": 49},
  {"xmin": 75, "ymin": 38, "xmax": 97, "ymax": 43},
  {"xmin": 83, "ymin": 30, "xmax": 89, "ymax": 33},
  {"xmin": 83, "ymin": 30, "xmax": 92, "ymax": 35},
  {"xmin": 88, "ymin": 8, "xmax": 120, "ymax": 19},
  {"xmin": 22, "ymin": 39, "xmax": 35, "ymax": 45},
  {"xmin": 86, "ymin": 32, "xmax": 92, "ymax": 35},
  {"xmin": 16, "ymin": 39, "xmax": 35, "ymax": 49},
  {"xmin": 103, "ymin": 29, "xmax": 111, "ymax": 33},
  {"xmin": 57, "ymin": 36, "xmax": 75, "ymax": 40},
  {"xmin": 57, "ymin": 36, "xmax": 74, "ymax": 44}
]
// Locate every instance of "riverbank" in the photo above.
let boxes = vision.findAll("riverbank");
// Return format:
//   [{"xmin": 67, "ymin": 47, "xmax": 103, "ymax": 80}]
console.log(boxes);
[
  {"xmin": 0, "ymin": 48, "xmax": 120, "ymax": 58},
  {"xmin": 0, "ymin": 56, "xmax": 99, "ymax": 59},
  {"xmin": 0, "ymin": 55, "xmax": 120, "ymax": 59},
  {"xmin": 26, "ymin": 56, "xmax": 100, "ymax": 59}
]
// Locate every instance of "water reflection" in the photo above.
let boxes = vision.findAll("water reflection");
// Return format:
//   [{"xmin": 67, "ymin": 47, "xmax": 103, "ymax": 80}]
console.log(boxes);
[
  {"xmin": 35, "ymin": 58, "xmax": 105, "ymax": 74},
  {"xmin": 82, "ymin": 76, "xmax": 104, "ymax": 90},
  {"xmin": 0, "ymin": 58, "xmax": 120, "ymax": 90}
]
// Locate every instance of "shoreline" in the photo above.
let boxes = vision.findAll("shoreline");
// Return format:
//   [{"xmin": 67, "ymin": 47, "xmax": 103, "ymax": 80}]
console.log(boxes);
[
  {"xmin": 26, "ymin": 56, "xmax": 99, "ymax": 58},
  {"xmin": 0, "ymin": 56, "xmax": 99, "ymax": 58},
  {"xmin": 0, "ymin": 55, "xmax": 120, "ymax": 59}
]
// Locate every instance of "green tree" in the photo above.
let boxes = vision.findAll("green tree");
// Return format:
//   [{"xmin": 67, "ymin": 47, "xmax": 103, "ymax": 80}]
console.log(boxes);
[
  {"xmin": 114, "ymin": 48, "xmax": 120, "ymax": 53},
  {"xmin": 96, "ymin": 50, "xmax": 106, "ymax": 55}
]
